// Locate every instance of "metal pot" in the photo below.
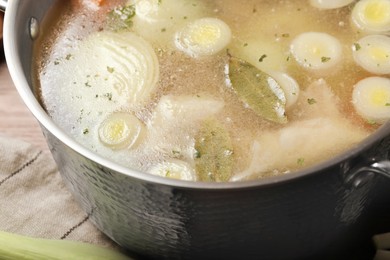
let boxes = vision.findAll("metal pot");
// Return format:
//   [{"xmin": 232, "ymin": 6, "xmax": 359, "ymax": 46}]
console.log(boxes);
[{"xmin": 2, "ymin": 0, "xmax": 390, "ymax": 259}]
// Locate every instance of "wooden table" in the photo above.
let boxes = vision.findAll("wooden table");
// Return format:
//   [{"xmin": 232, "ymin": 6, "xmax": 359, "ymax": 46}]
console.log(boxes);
[{"xmin": 0, "ymin": 59, "xmax": 49, "ymax": 152}]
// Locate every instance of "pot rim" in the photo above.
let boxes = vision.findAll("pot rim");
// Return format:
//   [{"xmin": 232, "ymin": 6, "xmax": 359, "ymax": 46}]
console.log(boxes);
[{"xmin": 4, "ymin": 0, "xmax": 390, "ymax": 190}]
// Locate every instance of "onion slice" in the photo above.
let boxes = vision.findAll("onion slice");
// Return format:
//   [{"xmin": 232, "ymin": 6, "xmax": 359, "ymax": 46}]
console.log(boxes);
[{"xmin": 87, "ymin": 31, "xmax": 160, "ymax": 104}]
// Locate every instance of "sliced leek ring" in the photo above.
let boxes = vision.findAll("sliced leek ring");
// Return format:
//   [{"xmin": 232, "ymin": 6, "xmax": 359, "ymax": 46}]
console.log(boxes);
[
  {"xmin": 148, "ymin": 159, "xmax": 196, "ymax": 181},
  {"xmin": 175, "ymin": 17, "xmax": 232, "ymax": 57},
  {"xmin": 98, "ymin": 112, "xmax": 145, "ymax": 150},
  {"xmin": 267, "ymin": 71, "xmax": 300, "ymax": 109},
  {"xmin": 309, "ymin": 0, "xmax": 354, "ymax": 9},
  {"xmin": 352, "ymin": 76, "xmax": 390, "ymax": 123},
  {"xmin": 290, "ymin": 32, "xmax": 343, "ymax": 71},
  {"xmin": 351, "ymin": 0, "xmax": 390, "ymax": 34},
  {"xmin": 352, "ymin": 35, "xmax": 390, "ymax": 74}
]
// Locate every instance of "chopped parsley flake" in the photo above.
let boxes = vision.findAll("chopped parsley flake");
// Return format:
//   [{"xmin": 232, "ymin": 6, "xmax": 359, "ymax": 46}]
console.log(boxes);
[
  {"xmin": 307, "ymin": 98, "xmax": 317, "ymax": 105},
  {"xmin": 353, "ymin": 43, "xmax": 361, "ymax": 51},
  {"xmin": 297, "ymin": 158, "xmax": 305, "ymax": 166},
  {"xmin": 194, "ymin": 150, "xmax": 201, "ymax": 158},
  {"xmin": 386, "ymin": 103, "xmax": 390, "ymax": 106},
  {"xmin": 107, "ymin": 66, "xmax": 115, "ymax": 73},
  {"xmin": 83, "ymin": 128, "xmax": 89, "ymax": 135},
  {"xmin": 85, "ymin": 81, "xmax": 92, "ymax": 87},
  {"xmin": 321, "ymin": 56, "xmax": 331, "ymax": 63},
  {"xmin": 258, "ymin": 54, "xmax": 267, "ymax": 62}
]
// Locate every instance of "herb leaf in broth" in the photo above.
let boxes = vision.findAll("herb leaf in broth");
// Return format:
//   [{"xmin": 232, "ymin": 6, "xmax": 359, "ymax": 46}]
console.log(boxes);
[
  {"xmin": 194, "ymin": 119, "xmax": 234, "ymax": 182},
  {"xmin": 228, "ymin": 56, "xmax": 287, "ymax": 124},
  {"xmin": 106, "ymin": 4, "xmax": 136, "ymax": 31}
]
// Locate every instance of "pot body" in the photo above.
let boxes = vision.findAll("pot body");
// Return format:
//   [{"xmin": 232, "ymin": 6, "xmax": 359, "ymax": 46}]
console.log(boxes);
[
  {"xmin": 4, "ymin": 0, "xmax": 390, "ymax": 259},
  {"xmin": 43, "ymin": 126, "xmax": 390, "ymax": 260}
]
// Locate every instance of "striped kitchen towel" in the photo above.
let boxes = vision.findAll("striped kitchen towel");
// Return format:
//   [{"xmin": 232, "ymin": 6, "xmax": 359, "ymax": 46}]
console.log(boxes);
[{"xmin": 0, "ymin": 135, "xmax": 117, "ymax": 249}]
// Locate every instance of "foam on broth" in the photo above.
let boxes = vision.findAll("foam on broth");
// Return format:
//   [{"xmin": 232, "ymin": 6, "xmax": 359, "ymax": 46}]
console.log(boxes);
[{"xmin": 34, "ymin": 0, "xmax": 387, "ymax": 181}]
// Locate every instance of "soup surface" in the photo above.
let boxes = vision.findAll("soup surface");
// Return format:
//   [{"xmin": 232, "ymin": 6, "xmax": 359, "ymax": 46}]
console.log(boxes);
[{"xmin": 34, "ymin": 0, "xmax": 390, "ymax": 181}]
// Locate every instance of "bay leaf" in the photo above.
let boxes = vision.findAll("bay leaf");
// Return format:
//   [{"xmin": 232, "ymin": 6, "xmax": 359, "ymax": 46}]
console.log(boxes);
[
  {"xmin": 194, "ymin": 119, "xmax": 234, "ymax": 182},
  {"xmin": 228, "ymin": 56, "xmax": 287, "ymax": 124}
]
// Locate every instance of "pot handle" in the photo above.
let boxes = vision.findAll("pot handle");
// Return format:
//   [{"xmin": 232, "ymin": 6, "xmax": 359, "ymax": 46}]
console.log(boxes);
[
  {"xmin": 0, "ymin": 0, "xmax": 6, "ymax": 12},
  {"xmin": 346, "ymin": 160, "xmax": 390, "ymax": 188}
]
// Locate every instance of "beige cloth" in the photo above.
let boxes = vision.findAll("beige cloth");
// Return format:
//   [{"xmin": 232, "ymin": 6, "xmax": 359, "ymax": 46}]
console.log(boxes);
[{"xmin": 0, "ymin": 135, "xmax": 117, "ymax": 249}]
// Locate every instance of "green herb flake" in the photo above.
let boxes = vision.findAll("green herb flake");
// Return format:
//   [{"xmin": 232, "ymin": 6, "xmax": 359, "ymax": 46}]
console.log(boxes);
[
  {"xmin": 321, "ymin": 56, "xmax": 331, "ymax": 63},
  {"xmin": 307, "ymin": 98, "xmax": 317, "ymax": 105},
  {"xmin": 353, "ymin": 43, "xmax": 361, "ymax": 51},
  {"xmin": 194, "ymin": 150, "xmax": 201, "ymax": 159},
  {"xmin": 65, "ymin": 54, "xmax": 72, "ymax": 60},
  {"xmin": 83, "ymin": 128, "xmax": 89, "ymax": 135},
  {"xmin": 107, "ymin": 66, "xmax": 115, "ymax": 73},
  {"xmin": 258, "ymin": 54, "xmax": 267, "ymax": 62},
  {"xmin": 85, "ymin": 81, "xmax": 92, "ymax": 88},
  {"xmin": 281, "ymin": 33, "xmax": 290, "ymax": 38},
  {"xmin": 243, "ymin": 43, "xmax": 248, "ymax": 47},
  {"xmin": 297, "ymin": 158, "xmax": 305, "ymax": 166},
  {"xmin": 385, "ymin": 103, "xmax": 390, "ymax": 106},
  {"xmin": 172, "ymin": 150, "xmax": 181, "ymax": 157},
  {"xmin": 161, "ymin": 28, "xmax": 167, "ymax": 32}
]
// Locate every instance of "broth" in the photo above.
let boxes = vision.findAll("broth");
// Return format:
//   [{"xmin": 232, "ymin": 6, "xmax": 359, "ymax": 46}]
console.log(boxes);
[{"xmin": 34, "ymin": 0, "xmax": 390, "ymax": 181}]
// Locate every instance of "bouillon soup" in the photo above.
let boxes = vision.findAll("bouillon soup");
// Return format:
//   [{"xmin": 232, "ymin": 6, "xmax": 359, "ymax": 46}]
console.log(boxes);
[{"xmin": 34, "ymin": 0, "xmax": 390, "ymax": 182}]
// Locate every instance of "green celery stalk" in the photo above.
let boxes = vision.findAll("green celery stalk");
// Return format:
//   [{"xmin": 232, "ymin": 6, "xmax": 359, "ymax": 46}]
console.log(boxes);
[{"xmin": 0, "ymin": 230, "xmax": 132, "ymax": 260}]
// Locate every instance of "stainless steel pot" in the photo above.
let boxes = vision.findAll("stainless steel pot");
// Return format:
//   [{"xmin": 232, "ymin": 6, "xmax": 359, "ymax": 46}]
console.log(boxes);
[{"xmin": 2, "ymin": 0, "xmax": 390, "ymax": 259}]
